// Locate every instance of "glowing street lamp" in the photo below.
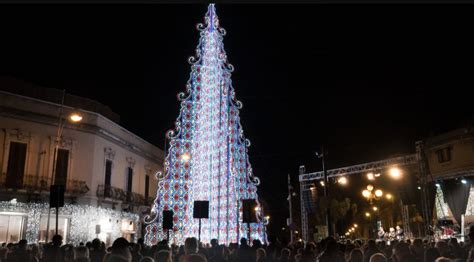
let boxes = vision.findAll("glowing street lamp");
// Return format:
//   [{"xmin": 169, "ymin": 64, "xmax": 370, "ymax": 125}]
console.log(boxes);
[
  {"xmin": 337, "ymin": 176, "xmax": 348, "ymax": 185},
  {"xmin": 362, "ymin": 184, "xmax": 383, "ymax": 203},
  {"xmin": 367, "ymin": 172, "xmax": 375, "ymax": 180},
  {"xmin": 389, "ymin": 167, "xmax": 402, "ymax": 179},
  {"xmin": 372, "ymin": 206, "xmax": 378, "ymax": 211},
  {"xmin": 375, "ymin": 189, "xmax": 383, "ymax": 197},
  {"xmin": 362, "ymin": 190, "xmax": 371, "ymax": 198},
  {"xmin": 365, "ymin": 212, "xmax": 371, "ymax": 217},
  {"xmin": 69, "ymin": 112, "xmax": 83, "ymax": 122}
]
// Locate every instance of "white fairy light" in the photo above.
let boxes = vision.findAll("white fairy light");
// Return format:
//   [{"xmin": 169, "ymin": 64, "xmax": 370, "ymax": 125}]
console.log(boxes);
[{"xmin": 0, "ymin": 201, "xmax": 139, "ymax": 245}]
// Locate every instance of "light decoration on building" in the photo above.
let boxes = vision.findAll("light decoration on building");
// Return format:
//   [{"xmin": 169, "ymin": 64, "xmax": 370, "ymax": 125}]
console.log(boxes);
[
  {"xmin": 144, "ymin": 4, "xmax": 264, "ymax": 245},
  {"xmin": 0, "ymin": 201, "xmax": 139, "ymax": 245},
  {"xmin": 435, "ymin": 186, "xmax": 450, "ymax": 219}
]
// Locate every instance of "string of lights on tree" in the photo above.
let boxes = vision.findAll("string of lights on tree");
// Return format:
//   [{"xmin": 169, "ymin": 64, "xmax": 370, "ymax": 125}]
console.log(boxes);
[
  {"xmin": 0, "ymin": 201, "xmax": 139, "ymax": 245},
  {"xmin": 144, "ymin": 4, "xmax": 266, "ymax": 245}
]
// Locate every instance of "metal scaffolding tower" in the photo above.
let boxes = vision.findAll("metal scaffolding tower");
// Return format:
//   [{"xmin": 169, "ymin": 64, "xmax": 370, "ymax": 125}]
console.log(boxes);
[
  {"xmin": 416, "ymin": 141, "xmax": 435, "ymax": 239},
  {"xmin": 299, "ymin": 166, "xmax": 310, "ymax": 242}
]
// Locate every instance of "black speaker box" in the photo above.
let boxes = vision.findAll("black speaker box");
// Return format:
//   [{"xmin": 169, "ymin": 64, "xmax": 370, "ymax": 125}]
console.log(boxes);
[
  {"xmin": 50, "ymin": 185, "xmax": 65, "ymax": 208},
  {"xmin": 163, "ymin": 210, "xmax": 174, "ymax": 230},
  {"xmin": 193, "ymin": 201, "xmax": 209, "ymax": 219},
  {"xmin": 242, "ymin": 199, "xmax": 257, "ymax": 223}
]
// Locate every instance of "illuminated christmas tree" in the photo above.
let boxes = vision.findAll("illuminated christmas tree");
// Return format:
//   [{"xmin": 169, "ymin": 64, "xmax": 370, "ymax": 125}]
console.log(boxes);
[{"xmin": 145, "ymin": 4, "xmax": 266, "ymax": 245}]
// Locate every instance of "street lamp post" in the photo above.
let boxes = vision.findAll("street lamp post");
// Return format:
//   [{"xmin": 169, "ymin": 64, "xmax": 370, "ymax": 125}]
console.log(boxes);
[
  {"xmin": 362, "ymin": 184, "xmax": 384, "ymax": 204},
  {"xmin": 365, "ymin": 211, "xmax": 375, "ymax": 238},
  {"xmin": 372, "ymin": 206, "xmax": 381, "ymax": 237},
  {"xmin": 45, "ymin": 90, "xmax": 83, "ymax": 242},
  {"xmin": 287, "ymin": 174, "xmax": 295, "ymax": 243},
  {"xmin": 317, "ymin": 147, "xmax": 332, "ymax": 237}
]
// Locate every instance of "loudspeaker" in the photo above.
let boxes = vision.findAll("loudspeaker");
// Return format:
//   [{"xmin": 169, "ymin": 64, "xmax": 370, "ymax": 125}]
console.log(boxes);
[
  {"xmin": 163, "ymin": 210, "xmax": 174, "ymax": 230},
  {"xmin": 193, "ymin": 201, "xmax": 209, "ymax": 219},
  {"xmin": 50, "ymin": 185, "xmax": 65, "ymax": 208},
  {"xmin": 242, "ymin": 199, "xmax": 257, "ymax": 223},
  {"xmin": 95, "ymin": 225, "xmax": 101, "ymax": 234}
]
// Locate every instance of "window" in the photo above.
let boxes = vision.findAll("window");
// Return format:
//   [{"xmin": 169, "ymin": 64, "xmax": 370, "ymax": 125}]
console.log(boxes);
[
  {"xmin": 126, "ymin": 167, "xmax": 133, "ymax": 202},
  {"xmin": 145, "ymin": 175, "xmax": 150, "ymax": 200},
  {"xmin": 6, "ymin": 142, "xmax": 27, "ymax": 189},
  {"xmin": 38, "ymin": 215, "xmax": 69, "ymax": 243},
  {"xmin": 127, "ymin": 167, "xmax": 133, "ymax": 193},
  {"xmin": 436, "ymin": 147, "xmax": 452, "ymax": 163},
  {"xmin": 105, "ymin": 160, "xmax": 112, "ymax": 186},
  {"xmin": 54, "ymin": 149, "xmax": 69, "ymax": 187},
  {"xmin": 104, "ymin": 160, "xmax": 112, "ymax": 197},
  {"xmin": 0, "ymin": 214, "xmax": 25, "ymax": 243}
]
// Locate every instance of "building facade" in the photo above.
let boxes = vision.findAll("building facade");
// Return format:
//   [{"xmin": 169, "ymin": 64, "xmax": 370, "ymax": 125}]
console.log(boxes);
[
  {"xmin": 424, "ymin": 128, "xmax": 474, "ymax": 181},
  {"xmin": 0, "ymin": 81, "xmax": 163, "ymax": 245},
  {"xmin": 422, "ymin": 128, "xmax": 474, "ymax": 228}
]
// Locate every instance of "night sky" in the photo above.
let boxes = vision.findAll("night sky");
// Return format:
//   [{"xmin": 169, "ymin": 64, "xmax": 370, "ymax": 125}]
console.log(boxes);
[{"xmin": 1, "ymin": 4, "xmax": 473, "ymax": 235}]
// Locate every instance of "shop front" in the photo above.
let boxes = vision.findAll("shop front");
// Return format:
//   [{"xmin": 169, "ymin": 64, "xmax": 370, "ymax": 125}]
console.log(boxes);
[
  {"xmin": 0, "ymin": 201, "xmax": 140, "ymax": 245},
  {"xmin": 0, "ymin": 212, "xmax": 26, "ymax": 243}
]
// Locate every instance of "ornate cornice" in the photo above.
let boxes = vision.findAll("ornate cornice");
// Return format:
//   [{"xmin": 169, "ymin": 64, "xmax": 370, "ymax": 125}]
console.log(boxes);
[
  {"xmin": 104, "ymin": 147, "xmax": 116, "ymax": 160},
  {"xmin": 126, "ymin": 157, "xmax": 136, "ymax": 168},
  {"xmin": 0, "ymin": 105, "xmax": 163, "ymax": 164}
]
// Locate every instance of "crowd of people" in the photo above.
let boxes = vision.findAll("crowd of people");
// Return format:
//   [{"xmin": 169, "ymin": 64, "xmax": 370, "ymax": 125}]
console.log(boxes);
[{"xmin": 2, "ymin": 232, "xmax": 474, "ymax": 262}]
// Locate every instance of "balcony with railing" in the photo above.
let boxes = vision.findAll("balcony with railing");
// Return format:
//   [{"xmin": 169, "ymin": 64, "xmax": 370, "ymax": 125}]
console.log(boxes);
[
  {"xmin": 127, "ymin": 191, "xmax": 145, "ymax": 206},
  {"xmin": 0, "ymin": 173, "xmax": 89, "ymax": 196},
  {"xmin": 97, "ymin": 185, "xmax": 126, "ymax": 202},
  {"xmin": 97, "ymin": 184, "xmax": 148, "ymax": 206}
]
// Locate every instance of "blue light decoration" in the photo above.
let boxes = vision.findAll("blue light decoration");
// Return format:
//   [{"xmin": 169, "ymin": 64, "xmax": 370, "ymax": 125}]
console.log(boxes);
[{"xmin": 144, "ymin": 4, "xmax": 266, "ymax": 245}]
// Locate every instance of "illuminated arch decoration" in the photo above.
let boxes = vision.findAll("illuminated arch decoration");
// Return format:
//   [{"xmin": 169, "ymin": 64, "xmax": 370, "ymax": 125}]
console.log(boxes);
[{"xmin": 144, "ymin": 4, "xmax": 265, "ymax": 245}]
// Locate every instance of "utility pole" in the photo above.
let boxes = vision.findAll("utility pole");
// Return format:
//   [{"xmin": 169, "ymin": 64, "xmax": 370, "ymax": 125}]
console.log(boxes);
[
  {"xmin": 317, "ymin": 146, "xmax": 332, "ymax": 237},
  {"xmin": 288, "ymin": 174, "xmax": 294, "ymax": 243}
]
